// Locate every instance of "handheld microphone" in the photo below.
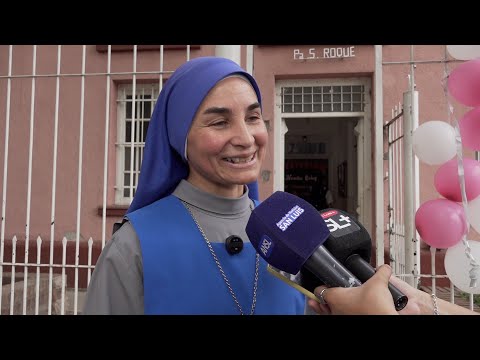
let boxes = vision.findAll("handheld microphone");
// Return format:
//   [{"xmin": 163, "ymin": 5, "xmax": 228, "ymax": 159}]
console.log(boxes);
[
  {"xmin": 246, "ymin": 191, "xmax": 361, "ymax": 288},
  {"xmin": 320, "ymin": 208, "xmax": 408, "ymax": 311}
]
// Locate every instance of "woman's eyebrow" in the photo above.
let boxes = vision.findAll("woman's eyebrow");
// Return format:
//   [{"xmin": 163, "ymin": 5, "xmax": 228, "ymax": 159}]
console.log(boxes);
[
  {"xmin": 202, "ymin": 107, "xmax": 231, "ymax": 115},
  {"xmin": 247, "ymin": 102, "xmax": 261, "ymax": 111},
  {"xmin": 202, "ymin": 102, "xmax": 261, "ymax": 116}
]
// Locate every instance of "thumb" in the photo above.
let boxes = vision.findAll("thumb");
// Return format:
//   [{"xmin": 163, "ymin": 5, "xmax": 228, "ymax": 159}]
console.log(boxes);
[{"xmin": 371, "ymin": 264, "xmax": 393, "ymax": 285}]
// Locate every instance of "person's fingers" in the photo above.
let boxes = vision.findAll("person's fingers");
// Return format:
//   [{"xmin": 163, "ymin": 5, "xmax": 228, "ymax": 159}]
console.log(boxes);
[
  {"xmin": 307, "ymin": 298, "xmax": 331, "ymax": 315},
  {"xmin": 372, "ymin": 264, "xmax": 393, "ymax": 285},
  {"xmin": 389, "ymin": 273, "xmax": 412, "ymax": 293},
  {"xmin": 314, "ymin": 285, "xmax": 336, "ymax": 313},
  {"xmin": 317, "ymin": 302, "xmax": 331, "ymax": 315},
  {"xmin": 307, "ymin": 299, "xmax": 322, "ymax": 314},
  {"xmin": 307, "ymin": 299, "xmax": 320, "ymax": 312}
]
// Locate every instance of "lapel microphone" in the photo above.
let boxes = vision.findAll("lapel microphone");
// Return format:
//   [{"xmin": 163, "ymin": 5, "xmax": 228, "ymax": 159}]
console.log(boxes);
[{"xmin": 225, "ymin": 235, "xmax": 244, "ymax": 255}]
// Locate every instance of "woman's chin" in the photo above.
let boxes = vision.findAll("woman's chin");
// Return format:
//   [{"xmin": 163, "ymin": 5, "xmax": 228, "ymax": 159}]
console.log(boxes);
[
  {"xmin": 223, "ymin": 174, "xmax": 259, "ymax": 187},
  {"xmin": 237, "ymin": 171, "xmax": 261, "ymax": 184}
]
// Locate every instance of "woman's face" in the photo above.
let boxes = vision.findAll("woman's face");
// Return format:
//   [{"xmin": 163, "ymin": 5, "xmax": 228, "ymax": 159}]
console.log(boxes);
[{"xmin": 186, "ymin": 76, "xmax": 268, "ymax": 198}]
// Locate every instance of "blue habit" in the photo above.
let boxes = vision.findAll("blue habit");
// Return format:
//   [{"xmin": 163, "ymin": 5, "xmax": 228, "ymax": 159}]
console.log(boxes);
[{"xmin": 127, "ymin": 195, "xmax": 305, "ymax": 315}]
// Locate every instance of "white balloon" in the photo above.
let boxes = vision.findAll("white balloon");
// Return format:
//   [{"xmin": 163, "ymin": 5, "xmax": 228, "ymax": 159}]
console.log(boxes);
[
  {"xmin": 412, "ymin": 121, "xmax": 457, "ymax": 165},
  {"xmin": 468, "ymin": 196, "xmax": 480, "ymax": 234},
  {"xmin": 444, "ymin": 240, "xmax": 480, "ymax": 294},
  {"xmin": 447, "ymin": 45, "xmax": 480, "ymax": 61}
]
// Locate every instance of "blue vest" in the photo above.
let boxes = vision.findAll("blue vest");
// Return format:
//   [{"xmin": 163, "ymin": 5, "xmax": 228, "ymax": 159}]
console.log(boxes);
[{"xmin": 127, "ymin": 195, "xmax": 305, "ymax": 315}]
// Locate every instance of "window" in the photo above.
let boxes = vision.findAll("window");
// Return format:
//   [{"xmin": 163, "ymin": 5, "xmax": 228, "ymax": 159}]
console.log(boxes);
[
  {"xmin": 116, "ymin": 83, "xmax": 160, "ymax": 205},
  {"xmin": 281, "ymin": 85, "xmax": 365, "ymax": 113}
]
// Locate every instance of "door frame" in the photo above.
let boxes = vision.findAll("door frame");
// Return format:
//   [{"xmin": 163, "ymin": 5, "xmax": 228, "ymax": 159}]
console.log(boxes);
[{"xmin": 273, "ymin": 77, "xmax": 373, "ymax": 235}]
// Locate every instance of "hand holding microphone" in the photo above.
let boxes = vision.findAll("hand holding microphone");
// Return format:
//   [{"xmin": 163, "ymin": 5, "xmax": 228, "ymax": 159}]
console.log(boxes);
[
  {"xmin": 246, "ymin": 191, "xmax": 408, "ymax": 312},
  {"xmin": 311, "ymin": 264, "xmax": 399, "ymax": 315},
  {"xmin": 319, "ymin": 208, "xmax": 408, "ymax": 311}
]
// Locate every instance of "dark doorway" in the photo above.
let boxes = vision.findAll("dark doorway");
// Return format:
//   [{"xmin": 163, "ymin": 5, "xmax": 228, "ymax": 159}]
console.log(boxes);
[{"xmin": 284, "ymin": 159, "xmax": 328, "ymax": 210}]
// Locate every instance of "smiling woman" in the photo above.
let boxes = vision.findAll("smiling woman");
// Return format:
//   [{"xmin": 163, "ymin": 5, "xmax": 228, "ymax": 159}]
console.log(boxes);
[
  {"xmin": 186, "ymin": 76, "xmax": 268, "ymax": 198},
  {"xmin": 82, "ymin": 56, "xmax": 306, "ymax": 315}
]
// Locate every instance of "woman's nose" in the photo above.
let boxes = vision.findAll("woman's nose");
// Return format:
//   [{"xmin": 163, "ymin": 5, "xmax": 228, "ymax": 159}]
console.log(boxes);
[{"xmin": 231, "ymin": 122, "xmax": 255, "ymax": 147}]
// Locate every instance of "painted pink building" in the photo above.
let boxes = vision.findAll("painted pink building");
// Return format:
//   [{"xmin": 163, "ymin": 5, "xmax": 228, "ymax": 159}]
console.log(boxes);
[{"xmin": 0, "ymin": 45, "xmax": 478, "ymax": 313}]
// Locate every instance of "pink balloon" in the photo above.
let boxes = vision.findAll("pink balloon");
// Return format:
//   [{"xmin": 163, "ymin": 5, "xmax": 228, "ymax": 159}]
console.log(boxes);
[
  {"xmin": 447, "ymin": 59, "xmax": 480, "ymax": 107},
  {"xmin": 459, "ymin": 107, "xmax": 480, "ymax": 151},
  {"xmin": 434, "ymin": 158, "xmax": 480, "ymax": 202},
  {"xmin": 415, "ymin": 199, "xmax": 467, "ymax": 248}
]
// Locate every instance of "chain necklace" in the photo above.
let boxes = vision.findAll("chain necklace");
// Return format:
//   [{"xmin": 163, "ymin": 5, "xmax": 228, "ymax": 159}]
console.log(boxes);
[{"xmin": 181, "ymin": 200, "xmax": 259, "ymax": 315}]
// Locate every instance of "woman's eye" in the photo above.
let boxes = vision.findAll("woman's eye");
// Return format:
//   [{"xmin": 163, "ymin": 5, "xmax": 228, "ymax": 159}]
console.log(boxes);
[
  {"xmin": 248, "ymin": 115, "xmax": 261, "ymax": 122},
  {"xmin": 211, "ymin": 120, "xmax": 227, "ymax": 127}
]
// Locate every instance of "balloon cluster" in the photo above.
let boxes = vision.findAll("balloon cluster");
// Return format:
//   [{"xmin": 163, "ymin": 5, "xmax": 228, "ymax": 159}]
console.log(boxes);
[{"xmin": 413, "ymin": 45, "xmax": 480, "ymax": 294}]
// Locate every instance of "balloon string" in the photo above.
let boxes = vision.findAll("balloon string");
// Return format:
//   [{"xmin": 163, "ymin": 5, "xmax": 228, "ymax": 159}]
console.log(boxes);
[{"xmin": 441, "ymin": 67, "xmax": 479, "ymax": 288}]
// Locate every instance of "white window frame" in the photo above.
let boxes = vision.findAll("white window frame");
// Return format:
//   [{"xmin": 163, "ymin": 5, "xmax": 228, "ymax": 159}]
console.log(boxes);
[{"xmin": 115, "ymin": 83, "xmax": 160, "ymax": 205}]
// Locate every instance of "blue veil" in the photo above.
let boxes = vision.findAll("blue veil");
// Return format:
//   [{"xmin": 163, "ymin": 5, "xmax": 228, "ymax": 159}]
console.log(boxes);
[{"xmin": 127, "ymin": 56, "xmax": 262, "ymax": 214}]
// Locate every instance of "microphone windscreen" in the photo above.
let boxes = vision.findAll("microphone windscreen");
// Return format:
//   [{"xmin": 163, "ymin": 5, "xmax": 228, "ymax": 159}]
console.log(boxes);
[
  {"xmin": 300, "ymin": 208, "xmax": 372, "ymax": 292},
  {"xmin": 246, "ymin": 191, "xmax": 330, "ymax": 274},
  {"xmin": 320, "ymin": 208, "xmax": 372, "ymax": 263}
]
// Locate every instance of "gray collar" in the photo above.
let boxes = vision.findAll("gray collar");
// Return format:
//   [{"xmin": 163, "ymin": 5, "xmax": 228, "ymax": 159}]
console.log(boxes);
[{"xmin": 172, "ymin": 180, "xmax": 253, "ymax": 215}]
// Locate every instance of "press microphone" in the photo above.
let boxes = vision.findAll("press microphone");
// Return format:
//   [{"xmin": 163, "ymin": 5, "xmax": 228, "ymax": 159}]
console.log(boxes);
[
  {"xmin": 246, "ymin": 191, "xmax": 362, "ymax": 288},
  {"xmin": 319, "ymin": 208, "xmax": 408, "ymax": 311}
]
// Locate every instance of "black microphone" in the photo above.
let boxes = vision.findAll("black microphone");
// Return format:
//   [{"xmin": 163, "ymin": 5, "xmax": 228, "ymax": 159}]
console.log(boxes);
[
  {"xmin": 320, "ymin": 208, "xmax": 408, "ymax": 311},
  {"xmin": 246, "ymin": 191, "xmax": 362, "ymax": 289}
]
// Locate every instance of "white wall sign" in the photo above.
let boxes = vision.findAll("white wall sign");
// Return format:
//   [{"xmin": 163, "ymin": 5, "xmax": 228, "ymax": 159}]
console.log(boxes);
[{"xmin": 293, "ymin": 47, "xmax": 355, "ymax": 60}]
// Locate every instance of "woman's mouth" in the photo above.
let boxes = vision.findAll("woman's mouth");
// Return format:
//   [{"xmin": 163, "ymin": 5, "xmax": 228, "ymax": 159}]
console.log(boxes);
[{"xmin": 223, "ymin": 153, "xmax": 256, "ymax": 164}]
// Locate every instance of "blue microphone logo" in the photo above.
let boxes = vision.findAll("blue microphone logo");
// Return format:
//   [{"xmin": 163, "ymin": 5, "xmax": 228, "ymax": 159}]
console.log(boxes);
[
  {"xmin": 260, "ymin": 235, "xmax": 274, "ymax": 257},
  {"xmin": 276, "ymin": 205, "xmax": 305, "ymax": 232}
]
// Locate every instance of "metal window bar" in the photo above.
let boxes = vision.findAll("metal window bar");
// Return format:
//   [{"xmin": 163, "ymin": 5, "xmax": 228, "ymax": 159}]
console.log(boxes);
[
  {"xmin": 281, "ymin": 85, "xmax": 365, "ymax": 113},
  {"xmin": 9, "ymin": 236, "xmax": 16, "ymax": 314},
  {"xmin": 48, "ymin": 45, "xmax": 61, "ymax": 315},
  {"xmin": 395, "ymin": 106, "xmax": 404, "ymax": 279},
  {"xmin": 61, "ymin": 237, "xmax": 67, "ymax": 315},
  {"xmin": 129, "ymin": 45, "xmax": 137, "ymax": 203},
  {"xmin": 73, "ymin": 45, "xmax": 87, "ymax": 315},
  {"xmin": 159, "ymin": 45, "xmax": 164, "ymax": 91},
  {"xmin": 0, "ymin": 45, "xmax": 13, "ymax": 312},
  {"xmin": 0, "ymin": 70, "xmax": 179, "ymax": 80},
  {"xmin": 101, "ymin": 45, "xmax": 112, "ymax": 251},
  {"xmin": 23, "ymin": 45, "xmax": 37, "ymax": 314},
  {"xmin": 35, "ymin": 236, "xmax": 41, "ymax": 314}
]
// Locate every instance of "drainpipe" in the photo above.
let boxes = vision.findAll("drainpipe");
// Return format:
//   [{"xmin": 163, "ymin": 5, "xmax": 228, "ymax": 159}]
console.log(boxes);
[
  {"xmin": 374, "ymin": 45, "xmax": 385, "ymax": 268},
  {"xmin": 215, "ymin": 45, "xmax": 241, "ymax": 66}
]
